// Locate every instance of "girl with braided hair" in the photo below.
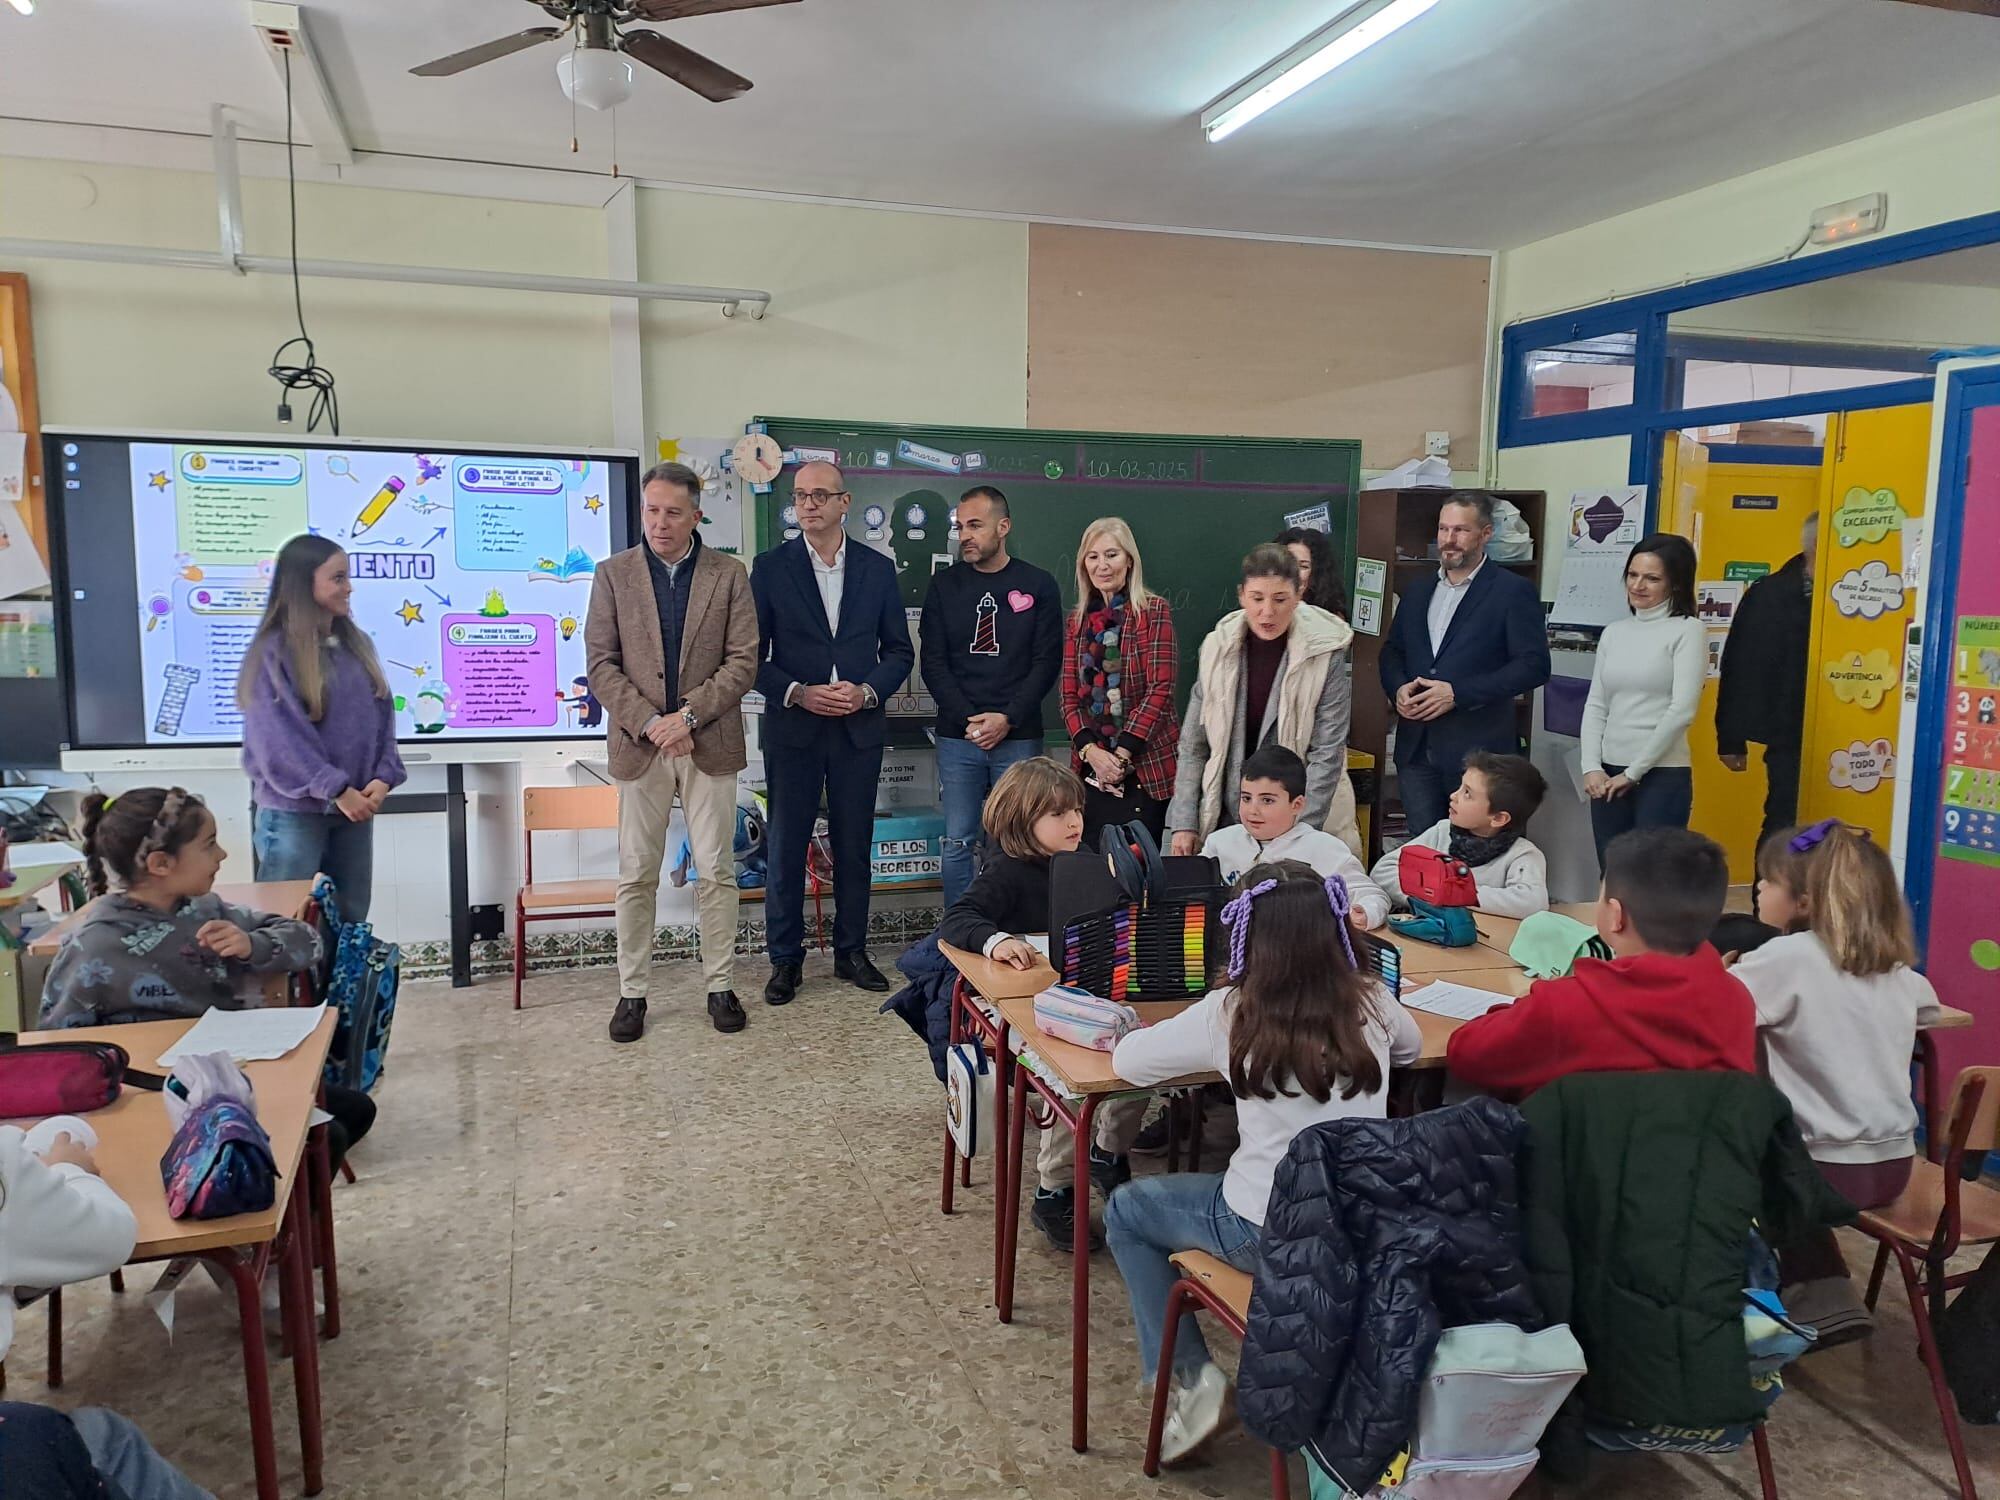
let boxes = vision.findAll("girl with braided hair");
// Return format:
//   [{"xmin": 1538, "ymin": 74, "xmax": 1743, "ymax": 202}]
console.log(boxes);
[
  {"xmin": 1104, "ymin": 859, "xmax": 1419, "ymax": 1465},
  {"xmin": 40, "ymin": 788, "xmax": 375, "ymax": 1165}
]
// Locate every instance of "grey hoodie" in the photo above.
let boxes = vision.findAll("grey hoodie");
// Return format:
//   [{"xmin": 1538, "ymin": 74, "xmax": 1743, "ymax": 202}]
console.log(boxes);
[{"xmin": 39, "ymin": 893, "xmax": 321, "ymax": 1030}]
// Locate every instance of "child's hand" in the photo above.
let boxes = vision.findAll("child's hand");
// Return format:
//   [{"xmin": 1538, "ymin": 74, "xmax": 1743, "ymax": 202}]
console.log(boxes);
[
  {"xmin": 992, "ymin": 937, "xmax": 1039, "ymax": 970},
  {"xmin": 1350, "ymin": 908, "xmax": 1374, "ymax": 931},
  {"xmin": 196, "ymin": 920, "xmax": 254, "ymax": 961},
  {"xmin": 38, "ymin": 1132, "xmax": 99, "ymax": 1175}
]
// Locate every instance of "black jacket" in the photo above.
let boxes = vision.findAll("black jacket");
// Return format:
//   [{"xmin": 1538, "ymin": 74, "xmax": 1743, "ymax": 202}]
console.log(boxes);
[
  {"xmin": 1238, "ymin": 1098, "xmax": 1541, "ymax": 1490},
  {"xmin": 1519, "ymin": 1070, "xmax": 1853, "ymax": 1433},
  {"xmin": 935, "ymin": 851, "xmax": 1051, "ymax": 955},
  {"xmin": 1714, "ymin": 553, "xmax": 1811, "ymax": 754}
]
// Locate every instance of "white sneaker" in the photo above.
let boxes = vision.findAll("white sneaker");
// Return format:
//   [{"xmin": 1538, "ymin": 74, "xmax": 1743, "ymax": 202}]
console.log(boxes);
[{"xmin": 1158, "ymin": 1362, "xmax": 1230, "ymax": 1465}]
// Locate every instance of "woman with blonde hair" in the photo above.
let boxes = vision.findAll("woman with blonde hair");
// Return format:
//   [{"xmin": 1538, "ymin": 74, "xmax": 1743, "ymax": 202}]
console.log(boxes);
[
  {"xmin": 1062, "ymin": 517, "xmax": 1181, "ymax": 843},
  {"xmin": 237, "ymin": 534, "xmax": 405, "ymax": 919}
]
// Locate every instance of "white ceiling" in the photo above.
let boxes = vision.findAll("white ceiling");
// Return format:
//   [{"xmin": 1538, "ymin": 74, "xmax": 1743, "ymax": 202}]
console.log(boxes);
[{"xmin": 4, "ymin": 0, "xmax": 1999, "ymax": 250}]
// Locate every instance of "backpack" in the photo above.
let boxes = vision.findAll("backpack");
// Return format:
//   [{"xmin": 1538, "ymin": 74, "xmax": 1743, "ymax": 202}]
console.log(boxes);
[
  {"xmin": 1399, "ymin": 844, "xmax": 1479, "ymax": 907},
  {"xmin": 312, "ymin": 876, "xmax": 401, "ymax": 1095},
  {"xmin": 1938, "ymin": 1241, "xmax": 2000, "ymax": 1424}
]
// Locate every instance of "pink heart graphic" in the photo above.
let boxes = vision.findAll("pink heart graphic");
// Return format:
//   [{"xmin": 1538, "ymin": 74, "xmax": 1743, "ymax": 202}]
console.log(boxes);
[{"xmin": 1007, "ymin": 590, "xmax": 1034, "ymax": 613}]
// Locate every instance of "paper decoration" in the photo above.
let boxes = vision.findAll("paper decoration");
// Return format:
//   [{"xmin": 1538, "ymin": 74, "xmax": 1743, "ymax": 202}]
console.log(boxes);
[
  {"xmin": 1705, "ymin": 629, "xmax": 1728, "ymax": 679},
  {"xmin": 1831, "ymin": 485, "xmax": 1905, "ymax": 548},
  {"xmin": 1694, "ymin": 581, "xmax": 1742, "ymax": 625},
  {"xmin": 1352, "ymin": 557, "xmax": 1387, "ymax": 637},
  {"xmin": 1283, "ymin": 501, "xmax": 1332, "ymax": 533},
  {"xmin": 1829, "ymin": 738, "xmax": 1896, "ymax": 793},
  {"xmin": 658, "ymin": 436, "xmax": 745, "ymax": 555},
  {"xmin": 1829, "ymin": 560, "xmax": 1906, "ymax": 620},
  {"xmin": 0, "ymin": 430, "xmax": 23, "ymax": 503},
  {"xmin": 1956, "ymin": 616, "xmax": 2000, "ymax": 688},
  {"xmin": 0, "ymin": 493, "xmax": 50, "ymax": 598},
  {"xmin": 1824, "ymin": 648, "xmax": 1897, "ymax": 709},
  {"xmin": 1552, "ymin": 486, "xmax": 1644, "ymax": 627}
]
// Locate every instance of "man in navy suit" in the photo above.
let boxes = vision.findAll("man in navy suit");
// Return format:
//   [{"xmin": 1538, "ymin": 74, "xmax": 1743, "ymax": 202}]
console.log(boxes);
[
  {"xmin": 1379, "ymin": 494, "xmax": 1551, "ymax": 835},
  {"xmin": 751, "ymin": 461, "xmax": 916, "ymax": 1005}
]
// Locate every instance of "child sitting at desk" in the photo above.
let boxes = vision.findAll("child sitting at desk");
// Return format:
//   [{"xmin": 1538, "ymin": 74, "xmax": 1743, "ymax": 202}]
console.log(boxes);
[
  {"xmin": 1201, "ymin": 745, "xmax": 1388, "ymax": 930},
  {"xmin": 1107, "ymin": 860, "xmax": 1421, "ymax": 1464},
  {"xmin": 1371, "ymin": 752, "xmax": 1550, "ymax": 919},
  {"xmin": 39, "ymin": 788, "xmax": 375, "ymax": 1167},
  {"xmin": 1, "ymin": 1119, "xmax": 216, "ymax": 1499},
  {"xmin": 1734, "ymin": 820, "xmax": 1942, "ymax": 1335},
  {"xmin": 1446, "ymin": 826, "xmax": 1752, "ymax": 1100},
  {"xmin": 934, "ymin": 756, "xmax": 1147, "ymax": 1254}
]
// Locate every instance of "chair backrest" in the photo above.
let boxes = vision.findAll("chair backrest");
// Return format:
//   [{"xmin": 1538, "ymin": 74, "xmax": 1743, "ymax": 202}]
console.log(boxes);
[
  {"xmin": 1945, "ymin": 1066, "xmax": 2000, "ymax": 1158},
  {"xmin": 522, "ymin": 785, "xmax": 620, "ymax": 834}
]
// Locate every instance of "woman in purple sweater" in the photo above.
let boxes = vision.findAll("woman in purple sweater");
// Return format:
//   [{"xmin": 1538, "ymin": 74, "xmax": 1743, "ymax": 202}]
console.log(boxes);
[{"xmin": 237, "ymin": 535, "xmax": 406, "ymax": 920}]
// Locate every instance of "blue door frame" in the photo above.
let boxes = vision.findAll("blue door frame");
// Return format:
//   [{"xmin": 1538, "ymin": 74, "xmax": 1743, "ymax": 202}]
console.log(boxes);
[
  {"xmin": 1499, "ymin": 209, "xmax": 2000, "ymax": 502},
  {"xmin": 1904, "ymin": 359, "xmax": 2000, "ymax": 939}
]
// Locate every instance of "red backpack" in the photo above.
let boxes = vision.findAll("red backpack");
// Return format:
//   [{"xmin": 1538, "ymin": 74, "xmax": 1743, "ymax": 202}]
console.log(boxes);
[{"xmin": 1398, "ymin": 844, "xmax": 1479, "ymax": 907}]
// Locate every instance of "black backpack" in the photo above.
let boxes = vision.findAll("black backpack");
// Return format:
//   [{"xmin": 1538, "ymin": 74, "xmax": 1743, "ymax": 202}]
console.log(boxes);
[{"xmin": 1937, "ymin": 1240, "xmax": 2000, "ymax": 1424}]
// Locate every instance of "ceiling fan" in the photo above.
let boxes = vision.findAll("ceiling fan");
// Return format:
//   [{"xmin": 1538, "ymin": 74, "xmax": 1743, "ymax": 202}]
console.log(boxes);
[
  {"xmin": 1876, "ymin": 0, "xmax": 2000, "ymax": 13},
  {"xmin": 409, "ymin": 0, "xmax": 801, "ymax": 110}
]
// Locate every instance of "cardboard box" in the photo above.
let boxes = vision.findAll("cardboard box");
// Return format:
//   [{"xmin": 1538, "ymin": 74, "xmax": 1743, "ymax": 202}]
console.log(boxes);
[
  {"xmin": 1731, "ymin": 421, "xmax": 1818, "ymax": 447},
  {"xmin": 875, "ymin": 748, "xmax": 939, "ymax": 814},
  {"xmin": 872, "ymin": 813, "xmax": 944, "ymax": 885}
]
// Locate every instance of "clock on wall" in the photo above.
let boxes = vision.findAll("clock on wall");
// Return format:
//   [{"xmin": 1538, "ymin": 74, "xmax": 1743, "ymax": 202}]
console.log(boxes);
[{"xmin": 731, "ymin": 432, "xmax": 784, "ymax": 485}]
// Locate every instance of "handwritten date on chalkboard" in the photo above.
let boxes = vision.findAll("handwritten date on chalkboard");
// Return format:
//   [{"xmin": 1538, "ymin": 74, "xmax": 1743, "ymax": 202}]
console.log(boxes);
[{"xmin": 1082, "ymin": 457, "xmax": 1192, "ymax": 482}]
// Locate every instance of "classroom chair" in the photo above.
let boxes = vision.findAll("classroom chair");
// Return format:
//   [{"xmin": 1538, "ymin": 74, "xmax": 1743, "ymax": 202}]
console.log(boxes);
[
  {"xmin": 1143, "ymin": 1250, "xmax": 1292, "ymax": 1499},
  {"xmin": 515, "ymin": 785, "xmax": 622, "ymax": 1009},
  {"xmin": 1857, "ymin": 1065, "xmax": 2000, "ymax": 1500}
]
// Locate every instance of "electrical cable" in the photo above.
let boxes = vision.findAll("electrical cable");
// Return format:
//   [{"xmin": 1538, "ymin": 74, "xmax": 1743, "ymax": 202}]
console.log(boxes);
[{"xmin": 266, "ymin": 46, "xmax": 340, "ymax": 434}]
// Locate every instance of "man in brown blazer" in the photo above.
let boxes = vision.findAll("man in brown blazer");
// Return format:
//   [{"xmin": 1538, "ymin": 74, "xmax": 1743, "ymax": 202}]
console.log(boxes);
[{"xmin": 587, "ymin": 462, "xmax": 758, "ymax": 1042}]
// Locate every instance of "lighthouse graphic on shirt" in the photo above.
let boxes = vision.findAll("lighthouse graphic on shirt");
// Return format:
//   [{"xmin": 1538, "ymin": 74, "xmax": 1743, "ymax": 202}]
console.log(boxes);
[{"xmin": 970, "ymin": 592, "xmax": 1000, "ymax": 656}]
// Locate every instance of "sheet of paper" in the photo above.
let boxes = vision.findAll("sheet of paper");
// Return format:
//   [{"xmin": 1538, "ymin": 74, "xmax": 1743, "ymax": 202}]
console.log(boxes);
[
  {"xmin": 1402, "ymin": 980, "xmax": 1514, "ymax": 1021},
  {"xmin": 0, "ymin": 496, "xmax": 50, "ymax": 599},
  {"xmin": 1026, "ymin": 934, "xmax": 1050, "ymax": 957},
  {"xmin": 7, "ymin": 839, "xmax": 84, "ymax": 870},
  {"xmin": 158, "ymin": 1003, "xmax": 327, "ymax": 1065},
  {"xmin": 1551, "ymin": 486, "xmax": 1644, "ymax": 627},
  {"xmin": 0, "ymin": 430, "xmax": 23, "ymax": 505}
]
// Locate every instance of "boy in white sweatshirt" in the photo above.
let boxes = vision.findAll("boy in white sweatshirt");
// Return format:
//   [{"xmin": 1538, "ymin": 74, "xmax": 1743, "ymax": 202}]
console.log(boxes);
[
  {"xmin": 1372, "ymin": 752, "xmax": 1550, "ymax": 919},
  {"xmin": 1202, "ymin": 745, "xmax": 1390, "ymax": 930},
  {"xmin": 0, "ymin": 1118, "xmax": 216, "ymax": 1499}
]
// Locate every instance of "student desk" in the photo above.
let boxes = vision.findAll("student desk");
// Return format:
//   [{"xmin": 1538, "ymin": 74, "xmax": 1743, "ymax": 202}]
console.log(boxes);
[
  {"xmin": 1469, "ymin": 902, "xmax": 1598, "ymax": 951},
  {"xmin": 944, "ymin": 931, "xmax": 1469, "ymax": 1455},
  {"xmin": 20, "ymin": 1012, "xmax": 334, "ymax": 1500}
]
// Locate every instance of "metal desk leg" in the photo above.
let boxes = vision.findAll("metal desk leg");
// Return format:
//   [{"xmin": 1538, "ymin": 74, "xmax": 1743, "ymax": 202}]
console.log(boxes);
[
  {"xmin": 943, "ymin": 985, "xmax": 965, "ymax": 1216},
  {"xmin": 309, "ymin": 1125, "xmax": 341, "ymax": 1339},
  {"xmin": 997, "ymin": 1062, "xmax": 1031, "ymax": 1324},
  {"xmin": 207, "ymin": 1246, "xmax": 281, "ymax": 1500},
  {"xmin": 1070, "ymin": 1093, "xmax": 1101, "ymax": 1452},
  {"xmin": 992, "ymin": 1021, "xmax": 1012, "ymax": 1299}
]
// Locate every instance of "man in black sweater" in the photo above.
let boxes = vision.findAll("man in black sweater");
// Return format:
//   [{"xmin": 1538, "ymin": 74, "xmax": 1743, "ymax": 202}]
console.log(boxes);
[
  {"xmin": 921, "ymin": 485, "xmax": 1064, "ymax": 904},
  {"xmin": 1715, "ymin": 511, "xmax": 1817, "ymax": 851}
]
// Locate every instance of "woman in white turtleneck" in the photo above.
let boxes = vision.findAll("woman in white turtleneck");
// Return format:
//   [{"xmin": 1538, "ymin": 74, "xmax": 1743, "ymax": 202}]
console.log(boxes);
[{"xmin": 1580, "ymin": 533, "xmax": 1707, "ymax": 870}]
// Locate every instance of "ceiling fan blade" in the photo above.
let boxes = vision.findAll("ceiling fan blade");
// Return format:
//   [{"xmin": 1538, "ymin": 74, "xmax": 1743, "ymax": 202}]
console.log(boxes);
[
  {"xmin": 626, "ymin": 0, "xmax": 801, "ymax": 21},
  {"xmin": 1875, "ymin": 0, "xmax": 2000, "ymax": 13},
  {"xmin": 621, "ymin": 30, "xmax": 753, "ymax": 101},
  {"xmin": 410, "ymin": 27, "xmax": 562, "ymax": 77}
]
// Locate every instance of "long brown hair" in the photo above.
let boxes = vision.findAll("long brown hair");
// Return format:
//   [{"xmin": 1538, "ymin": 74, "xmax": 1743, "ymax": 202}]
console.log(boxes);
[
  {"xmin": 1758, "ymin": 821, "xmax": 1915, "ymax": 976},
  {"xmin": 236, "ymin": 534, "xmax": 388, "ymax": 720},
  {"xmin": 79, "ymin": 787, "xmax": 209, "ymax": 897},
  {"xmin": 982, "ymin": 757, "xmax": 1085, "ymax": 863},
  {"xmin": 1224, "ymin": 860, "xmax": 1386, "ymax": 1103}
]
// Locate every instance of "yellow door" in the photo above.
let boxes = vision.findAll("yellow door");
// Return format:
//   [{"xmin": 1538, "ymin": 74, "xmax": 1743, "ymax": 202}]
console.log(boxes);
[
  {"xmin": 1672, "ymin": 447, "xmax": 1823, "ymax": 880},
  {"xmin": 1801, "ymin": 404, "xmax": 1932, "ymax": 839}
]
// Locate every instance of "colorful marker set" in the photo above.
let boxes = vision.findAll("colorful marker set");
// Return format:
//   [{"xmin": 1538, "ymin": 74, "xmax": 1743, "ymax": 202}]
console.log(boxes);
[{"xmin": 1060, "ymin": 901, "xmax": 1211, "ymax": 1001}]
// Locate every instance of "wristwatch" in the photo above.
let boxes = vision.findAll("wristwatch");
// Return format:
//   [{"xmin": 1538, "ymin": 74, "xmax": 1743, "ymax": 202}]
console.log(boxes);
[
  {"xmin": 679, "ymin": 706, "xmax": 699, "ymax": 733},
  {"xmin": 861, "ymin": 685, "xmax": 879, "ymax": 710}
]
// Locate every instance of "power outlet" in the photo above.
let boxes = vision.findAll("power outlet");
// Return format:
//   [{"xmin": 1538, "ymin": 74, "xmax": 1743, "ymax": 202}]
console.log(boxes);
[{"xmin": 1425, "ymin": 431, "xmax": 1451, "ymax": 458}]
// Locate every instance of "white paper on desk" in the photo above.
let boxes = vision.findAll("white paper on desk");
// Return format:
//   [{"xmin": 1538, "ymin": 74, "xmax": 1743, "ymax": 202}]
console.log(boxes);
[
  {"xmin": 1026, "ymin": 934, "xmax": 1050, "ymax": 957},
  {"xmin": 8, "ymin": 839, "xmax": 83, "ymax": 871},
  {"xmin": 1403, "ymin": 980, "xmax": 1514, "ymax": 1021},
  {"xmin": 157, "ymin": 1003, "xmax": 327, "ymax": 1065}
]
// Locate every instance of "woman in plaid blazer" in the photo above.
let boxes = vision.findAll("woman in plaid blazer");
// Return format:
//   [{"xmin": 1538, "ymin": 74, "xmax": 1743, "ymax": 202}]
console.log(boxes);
[{"xmin": 1062, "ymin": 517, "xmax": 1181, "ymax": 843}]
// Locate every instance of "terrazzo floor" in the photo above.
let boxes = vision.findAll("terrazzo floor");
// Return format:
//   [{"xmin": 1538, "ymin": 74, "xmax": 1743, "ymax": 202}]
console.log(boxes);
[{"xmin": 13, "ymin": 958, "xmax": 1995, "ymax": 1499}]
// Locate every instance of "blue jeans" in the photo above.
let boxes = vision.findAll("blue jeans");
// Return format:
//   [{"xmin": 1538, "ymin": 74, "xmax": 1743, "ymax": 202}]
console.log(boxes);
[
  {"xmin": 252, "ymin": 806, "xmax": 376, "ymax": 922},
  {"xmin": 1589, "ymin": 763, "xmax": 1695, "ymax": 871},
  {"xmin": 0, "ymin": 1404, "xmax": 213, "ymax": 1500},
  {"xmin": 936, "ymin": 734, "xmax": 1042, "ymax": 906},
  {"xmin": 1104, "ymin": 1172, "xmax": 1262, "ymax": 1383}
]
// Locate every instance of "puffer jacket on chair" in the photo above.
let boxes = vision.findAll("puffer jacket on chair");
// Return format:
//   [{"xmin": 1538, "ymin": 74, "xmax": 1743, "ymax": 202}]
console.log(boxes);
[{"xmin": 1238, "ymin": 1096, "xmax": 1541, "ymax": 1492}]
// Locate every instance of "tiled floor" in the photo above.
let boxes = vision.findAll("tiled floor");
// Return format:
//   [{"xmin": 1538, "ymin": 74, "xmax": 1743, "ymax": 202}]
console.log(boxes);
[{"xmin": 15, "ymin": 959, "xmax": 1995, "ymax": 1498}]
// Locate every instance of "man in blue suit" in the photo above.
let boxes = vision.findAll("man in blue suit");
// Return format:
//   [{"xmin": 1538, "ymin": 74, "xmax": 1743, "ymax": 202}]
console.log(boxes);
[
  {"xmin": 751, "ymin": 461, "xmax": 916, "ymax": 1005},
  {"xmin": 1379, "ymin": 494, "xmax": 1551, "ymax": 835}
]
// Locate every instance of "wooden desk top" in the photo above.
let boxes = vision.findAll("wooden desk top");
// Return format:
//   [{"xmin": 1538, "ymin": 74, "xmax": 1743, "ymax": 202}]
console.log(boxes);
[
  {"xmin": 994, "ymin": 991, "xmax": 1213, "ymax": 1096},
  {"xmin": 27, "ymin": 879, "xmax": 318, "ymax": 958},
  {"xmin": 1928, "ymin": 1004, "xmax": 1975, "ymax": 1031},
  {"xmin": 1381, "ymin": 929, "xmax": 1521, "ymax": 976},
  {"xmin": 0, "ymin": 845, "xmax": 83, "ymax": 912},
  {"xmin": 16, "ymin": 1012, "xmax": 332, "ymax": 1258},
  {"xmin": 1470, "ymin": 902, "xmax": 1598, "ymax": 950},
  {"xmin": 937, "ymin": 941, "xmax": 1058, "ymax": 1000}
]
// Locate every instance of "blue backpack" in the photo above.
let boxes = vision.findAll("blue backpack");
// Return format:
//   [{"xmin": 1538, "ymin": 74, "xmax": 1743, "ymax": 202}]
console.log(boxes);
[{"xmin": 312, "ymin": 876, "xmax": 400, "ymax": 1094}]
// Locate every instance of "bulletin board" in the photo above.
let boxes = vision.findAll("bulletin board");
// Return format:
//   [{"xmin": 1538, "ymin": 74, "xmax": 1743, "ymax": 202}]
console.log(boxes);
[
  {"xmin": 1799, "ymin": 403, "xmax": 1932, "ymax": 838},
  {"xmin": 748, "ymin": 418, "xmax": 1362, "ymax": 737}
]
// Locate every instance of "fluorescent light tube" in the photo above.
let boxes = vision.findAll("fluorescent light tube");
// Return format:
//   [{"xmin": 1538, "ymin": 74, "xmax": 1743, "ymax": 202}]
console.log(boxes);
[
  {"xmin": 5, "ymin": 0, "xmax": 35, "ymax": 16},
  {"xmin": 1201, "ymin": 0, "xmax": 1440, "ymax": 143}
]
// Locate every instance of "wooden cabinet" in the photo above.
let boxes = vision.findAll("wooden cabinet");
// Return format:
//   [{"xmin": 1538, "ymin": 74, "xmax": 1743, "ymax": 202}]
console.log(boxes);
[{"xmin": 1346, "ymin": 488, "xmax": 1547, "ymax": 859}]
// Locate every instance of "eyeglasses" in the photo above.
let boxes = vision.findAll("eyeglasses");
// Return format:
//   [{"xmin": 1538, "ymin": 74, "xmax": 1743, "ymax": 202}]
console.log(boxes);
[{"xmin": 793, "ymin": 489, "xmax": 849, "ymax": 507}]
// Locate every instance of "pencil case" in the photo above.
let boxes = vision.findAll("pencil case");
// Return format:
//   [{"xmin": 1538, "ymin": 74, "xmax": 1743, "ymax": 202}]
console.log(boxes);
[{"xmin": 0, "ymin": 1034, "xmax": 163, "ymax": 1117}]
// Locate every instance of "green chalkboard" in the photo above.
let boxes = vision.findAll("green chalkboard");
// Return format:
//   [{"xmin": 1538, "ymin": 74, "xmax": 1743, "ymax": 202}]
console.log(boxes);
[{"xmin": 751, "ymin": 418, "xmax": 1361, "ymax": 739}]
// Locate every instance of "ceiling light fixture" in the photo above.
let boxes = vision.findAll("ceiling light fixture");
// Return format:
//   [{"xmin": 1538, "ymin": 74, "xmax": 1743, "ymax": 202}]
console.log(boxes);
[
  {"xmin": 558, "ymin": 46, "xmax": 634, "ymax": 112},
  {"xmin": 5, "ymin": 0, "xmax": 35, "ymax": 16},
  {"xmin": 1201, "ymin": 0, "xmax": 1441, "ymax": 143}
]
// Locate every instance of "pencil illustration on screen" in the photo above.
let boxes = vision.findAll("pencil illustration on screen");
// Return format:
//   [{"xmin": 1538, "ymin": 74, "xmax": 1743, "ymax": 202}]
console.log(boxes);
[{"xmin": 352, "ymin": 476, "xmax": 406, "ymax": 537}]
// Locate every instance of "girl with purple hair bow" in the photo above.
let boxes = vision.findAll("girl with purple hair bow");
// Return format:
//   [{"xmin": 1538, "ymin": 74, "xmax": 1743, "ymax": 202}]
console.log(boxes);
[{"xmin": 1103, "ymin": 860, "xmax": 1422, "ymax": 1464}]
